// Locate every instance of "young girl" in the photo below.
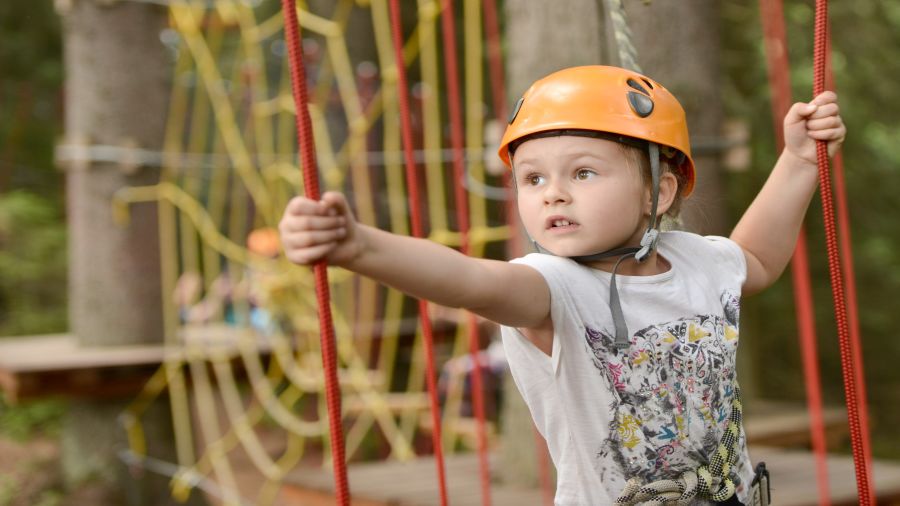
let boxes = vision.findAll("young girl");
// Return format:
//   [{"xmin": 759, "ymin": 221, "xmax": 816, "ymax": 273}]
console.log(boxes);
[{"xmin": 279, "ymin": 66, "xmax": 845, "ymax": 505}]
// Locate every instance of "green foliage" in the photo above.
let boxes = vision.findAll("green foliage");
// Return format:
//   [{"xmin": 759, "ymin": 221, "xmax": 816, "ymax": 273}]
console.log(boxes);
[
  {"xmin": 0, "ymin": 192, "xmax": 68, "ymax": 335},
  {"xmin": 31, "ymin": 490, "xmax": 63, "ymax": 506},
  {"xmin": 0, "ymin": 398, "xmax": 66, "ymax": 441},
  {"xmin": 721, "ymin": 0, "xmax": 900, "ymax": 458},
  {"xmin": 0, "ymin": 475, "xmax": 15, "ymax": 506},
  {"xmin": 0, "ymin": 1, "xmax": 63, "ymax": 198},
  {"xmin": 0, "ymin": 1, "xmax": 66, "ymax": 337}
]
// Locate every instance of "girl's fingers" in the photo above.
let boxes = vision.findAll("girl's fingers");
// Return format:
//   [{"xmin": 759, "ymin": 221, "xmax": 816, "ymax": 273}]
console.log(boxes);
[
  {"xmin": 787, "ymin": 95, "xmax": 839, "ymax": 123},
  {"xmin": 807, "ymin": 127, "xmax": 845, "ymax": 141},
  {"xmin": 286, "ymin": 196, "xmax": 323, "ymax": 216},
  {"xmin": 281, "ymin": 214, "xmax": 346, "ymax": 233},
  {"xmin": 284, "ymin": 228, "xmax": 346, "ymax": 249},
  {"xmin": 806, "ymin": 102, "xmax": 839, "ymax": 119},
  {"xmin": 786, "ymin": 101, "xmax": 817, "ymax": 123},
  {"xmin": 285, "ymin": 242, "xmax": 337, "ymax": 265},
  {"xmin": 805, "ymin": 115, "xmax": 843, "ymax": 131},
  {"xmin": 321, "ymin": 192, "xmax": 353, "ymax": 220},
  {"xmin": 811, "ymin": 90, "xmax": 838, "ymax": 105}
]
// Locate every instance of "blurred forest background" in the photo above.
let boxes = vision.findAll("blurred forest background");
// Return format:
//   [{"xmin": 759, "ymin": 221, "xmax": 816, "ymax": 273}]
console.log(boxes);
[{"xmin": 0, "ymin": 0, "xmax": 898, "ymax": 491}]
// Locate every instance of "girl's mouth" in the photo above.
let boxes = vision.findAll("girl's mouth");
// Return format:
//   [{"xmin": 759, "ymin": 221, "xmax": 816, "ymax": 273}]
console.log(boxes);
[{"xmin": 546, "ymin": 216, "xmax": 580, "ymax": 231}]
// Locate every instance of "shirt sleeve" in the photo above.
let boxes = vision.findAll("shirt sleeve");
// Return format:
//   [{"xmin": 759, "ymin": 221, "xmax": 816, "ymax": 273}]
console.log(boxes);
[
  {"xmin": 505, "ymin": 253, "xmax": 582, "ymax": 374},
  {"xmin": 704, "ymin": 235, "xmax": 748, "ymax": 287}
]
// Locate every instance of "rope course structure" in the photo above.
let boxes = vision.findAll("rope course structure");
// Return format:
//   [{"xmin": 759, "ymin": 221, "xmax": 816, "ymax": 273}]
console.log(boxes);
[
  {"xmin": 101, "ymin": 0, "xmax": 879, "ymax": 504},
  {"xmin": 113, "ymin": 0, "xmax": 512, "ymax": 503}
]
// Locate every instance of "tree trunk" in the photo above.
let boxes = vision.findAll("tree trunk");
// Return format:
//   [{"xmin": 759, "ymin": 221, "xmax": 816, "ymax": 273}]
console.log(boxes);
[
  {"xmin": 64, "ymin": 0, "xmax": 166, "ymax": 346},
  {"xmin": 60, "ymin": 1, "xmax": 197, "ymax": 503}
]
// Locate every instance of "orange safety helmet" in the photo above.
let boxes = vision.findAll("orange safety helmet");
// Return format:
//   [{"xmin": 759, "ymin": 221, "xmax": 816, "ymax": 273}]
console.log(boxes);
[{"xmin": 498, "ymin": 65, "xmax": 695, "ymax": 196}]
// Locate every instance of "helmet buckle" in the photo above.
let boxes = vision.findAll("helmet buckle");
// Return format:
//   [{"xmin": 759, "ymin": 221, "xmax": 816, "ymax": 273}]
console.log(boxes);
[{"xmin": 635, "ymin": 228, "xmax": 659, "ymax": 263}]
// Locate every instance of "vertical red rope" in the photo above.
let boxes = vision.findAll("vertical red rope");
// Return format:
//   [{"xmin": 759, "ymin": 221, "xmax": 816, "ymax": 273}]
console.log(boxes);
[
  {"xmin": 824, "ymin": 25, "xmax": 876, "ymax": 506},
  {"xmin": 439, "ymin": 1, "xmax": 493, "ymax": 504},
  {"xmin": 812, "ymin": 2, "xmax": 872, "ymax": 504},
  {"xmin": 482, "ymin": 0, "xmax": 523, "ymax": 260},
  {"xmin": 387, "ymin": 1, "xmax": 449, "ymax": 504},
  {"xmin": 481, "ymin": 0, "xmax": 507, "ymax": 124},
  {"xmin": 280, "ymin": 1, "xmax": 349, "ymax": 504},
  {"xmin": 792, "ymin": 232, "xmax": 832, "ymax": 504},
  {"xmin": 758, "ymin": 0, "xmax": 830, "ymax": 502},
  {"xmin": 439, "ymin": 0, "xmax": 471, "ymax": 255}
]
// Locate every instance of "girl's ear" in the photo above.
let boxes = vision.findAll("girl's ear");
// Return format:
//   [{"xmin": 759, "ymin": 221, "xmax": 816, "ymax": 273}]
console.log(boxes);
[{"xmin": 646, "ymin": 171, "xmax": 679, "ymax": 217}]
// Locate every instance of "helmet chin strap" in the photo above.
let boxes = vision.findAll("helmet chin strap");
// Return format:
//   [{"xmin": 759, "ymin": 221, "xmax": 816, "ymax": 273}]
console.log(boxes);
[{"xmin": 531, "ymin": 143, "xmax": 662, "ymax": 350}]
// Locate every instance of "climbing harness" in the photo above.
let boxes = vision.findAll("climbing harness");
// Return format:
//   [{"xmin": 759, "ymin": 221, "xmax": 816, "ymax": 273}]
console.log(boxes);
[
  {"xmin": 748, "ymin": 463, "xmax": 771, "ymax": 506},
  {"xmin": 614, "ymin": 388, "xmax": 771, "ymax": 506}
]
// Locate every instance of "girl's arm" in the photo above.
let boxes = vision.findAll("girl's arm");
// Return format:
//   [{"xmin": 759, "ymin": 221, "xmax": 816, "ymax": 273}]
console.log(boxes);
[
  {"xmin": 279, "ymin": 192, "xmax": 551, "ymax": 333},
  {"xmin": 731, "ymin": 91, "xmax": 846, "ymax": 295}
]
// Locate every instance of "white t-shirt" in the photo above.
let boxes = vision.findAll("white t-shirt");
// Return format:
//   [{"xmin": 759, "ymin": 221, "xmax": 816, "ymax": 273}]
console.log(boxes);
[{"xmin": 500, "ymin": 231, "xmax": 755, "ymax": 505}]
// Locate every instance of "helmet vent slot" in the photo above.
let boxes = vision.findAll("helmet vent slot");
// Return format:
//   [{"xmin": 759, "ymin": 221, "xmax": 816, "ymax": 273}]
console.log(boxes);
[
  {"xmin": 627, "ymin": 91, "xmax": 654, "ymax": 118},
  {"xmin": 641, "ymin": 77, "xmax": 655, "ymax": 90},
  {"xmin": 508, "ymin": 97, "xmax": 524, "ymax": 124},
  {"xmin": 626, "ymin": 78, "xmax": 649, "ymax": 95}
]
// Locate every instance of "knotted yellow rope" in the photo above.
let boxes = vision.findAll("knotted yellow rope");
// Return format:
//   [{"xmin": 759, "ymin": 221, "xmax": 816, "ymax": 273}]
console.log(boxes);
[{"xmin": 616, "ymin": 389, "xmax": 743, "ymax": 505}]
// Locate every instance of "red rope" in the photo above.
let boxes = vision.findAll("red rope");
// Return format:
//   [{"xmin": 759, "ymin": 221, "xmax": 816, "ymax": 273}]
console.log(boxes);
[
  {"xmin": 813, "ymin": 2, "xmax": 872, "ymax": 504},
  {"xmin": 792, "ymin": 232, "xmax": 832, "ymax": 504},
  {"xmin": 439, "ymin": 1, "xmax": 493, "ymax": 504},
  {"xmin": 387, "ymin": 2, "xmax": 449, "ymax": 504},
  {"xmin": 758, "ymin": 1, "xmax": 830, "ymax": 502},
  {"xmin": 824, "ymin": 25, "xmax": 876, "ymax": 506},
  {"xmin": 280, "ymin": 1, "xmax": 349, "ymax": 504},
  {"xmin": 481, "ymin": 0, "xmax": 507, "ymax": 124},
  {"xmin": 481, "ymin": 0, "xmax": 523, "ymax": 260}
]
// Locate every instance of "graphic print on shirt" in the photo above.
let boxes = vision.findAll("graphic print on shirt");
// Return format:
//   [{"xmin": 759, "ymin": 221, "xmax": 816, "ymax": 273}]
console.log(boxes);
[{"xmin": 585, "ymin": 290, "xmax": 745, "ymax": 486}]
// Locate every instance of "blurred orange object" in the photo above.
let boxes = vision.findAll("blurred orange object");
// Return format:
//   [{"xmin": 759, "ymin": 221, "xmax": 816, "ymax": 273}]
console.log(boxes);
[{"xmin": 247, "ymin": 227, "xmax": 281, "ymax": 257}]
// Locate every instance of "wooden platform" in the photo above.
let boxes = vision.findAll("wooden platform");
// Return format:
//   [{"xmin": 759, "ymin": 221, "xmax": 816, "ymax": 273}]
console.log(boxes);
[
  {"xmin": 744, "ymin": 400, "xmax": 848, "ymax": 448},
  {"xmin": 0, "ymin": 325, "xmax": 265, "ymax": 403},
  {"xmin": 753, "ymin": 446, "xmax": 900, "ymax": 506},
  {"xmin": 283, "ymin": 453, "xmax": 543, "ymax": 506},
  {"xmin": 282, "ymin": 447, "xmax": 900, "ymax": 506}
]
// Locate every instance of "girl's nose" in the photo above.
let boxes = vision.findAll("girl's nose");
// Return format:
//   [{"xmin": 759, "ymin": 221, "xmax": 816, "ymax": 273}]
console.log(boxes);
[{"xmin": 543, "ymin": 180, "xmax": 571, "ymax": 205}]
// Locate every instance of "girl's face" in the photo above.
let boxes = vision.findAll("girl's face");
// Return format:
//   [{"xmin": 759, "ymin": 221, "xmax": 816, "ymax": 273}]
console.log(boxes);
[{"xmin": 513, "ymin": 135, "xmax": 649, "ymax": 260}]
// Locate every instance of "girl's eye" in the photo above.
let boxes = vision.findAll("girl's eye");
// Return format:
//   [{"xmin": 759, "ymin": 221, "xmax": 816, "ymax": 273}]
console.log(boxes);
[
  {"xmin": 525, "ymin": 174, "xmax": 545, "ymax": 186},
  {"xmin": 575, "ymin": 168, "xmax": 596, "ymax": 180}
]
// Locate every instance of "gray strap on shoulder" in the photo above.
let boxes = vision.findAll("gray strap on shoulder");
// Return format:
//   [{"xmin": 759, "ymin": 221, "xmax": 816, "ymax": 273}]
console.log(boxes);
[{"xmin": 610, "ymin": 253, "xmax": 632, "ymax": 348}]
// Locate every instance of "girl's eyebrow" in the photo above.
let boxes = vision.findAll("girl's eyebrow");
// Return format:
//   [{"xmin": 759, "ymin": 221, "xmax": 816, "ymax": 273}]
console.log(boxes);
[
  {"xmin": 514, "ymin": 150, "xmax": 608, "ymax": 167},
  {"xmin": 566, "ymin": 151, "xmax": 611, "ymax": 163}
]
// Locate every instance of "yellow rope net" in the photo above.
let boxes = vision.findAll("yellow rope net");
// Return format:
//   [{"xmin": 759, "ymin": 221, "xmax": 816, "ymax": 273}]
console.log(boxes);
[{"xmin": 114, "ymin": 0, "xmax": 512, "ymax": 503}]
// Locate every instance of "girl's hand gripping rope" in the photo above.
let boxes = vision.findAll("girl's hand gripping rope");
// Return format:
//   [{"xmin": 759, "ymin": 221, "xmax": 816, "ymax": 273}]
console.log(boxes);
[
  {"xmin": 783, "ymin": 90, "xmax": 847, "ymax": 165},
  {"xmin": 279, "ymin": 192, "xmax": 361, "ymax": 266}
]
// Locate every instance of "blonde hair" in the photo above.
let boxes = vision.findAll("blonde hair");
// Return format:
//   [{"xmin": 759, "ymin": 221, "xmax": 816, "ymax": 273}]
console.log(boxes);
[{"xmin": 618, "ymin": 143, "xmax": 688, "ymax": 220}]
